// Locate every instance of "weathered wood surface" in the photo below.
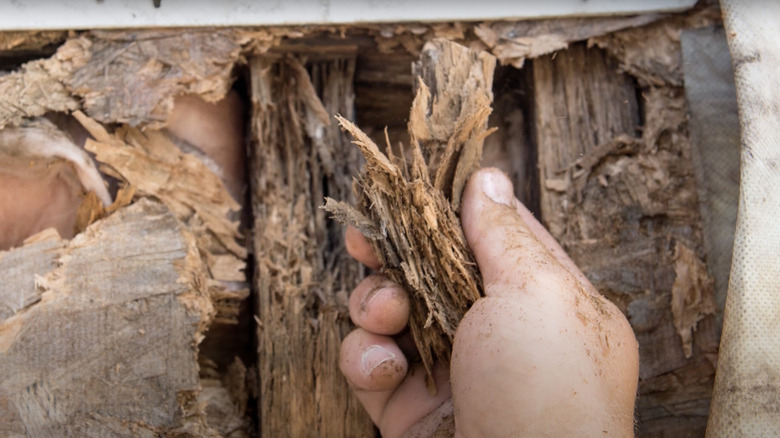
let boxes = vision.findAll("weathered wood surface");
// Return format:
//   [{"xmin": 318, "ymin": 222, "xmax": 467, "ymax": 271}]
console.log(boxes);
[
  {"xmin": 0, "ymin": 28, "xmax": 295, "ymax": 130},
  {"xmin": 0, "ymin": 199, "xmax": 216, "ymax": 437},
  {"xmin": 475, "ymin": 13, "xmax": 662, "ymax": 68},
  {"xmin": 0, "ymin": 6, "xmax": 721, "ymax": 435},
  {"xmin": 251, "ymin": 56, "xmax": 373, "ymax": 437},
  {"xmin": 533, "ymin": 43, "xmax": 720, "ymax": 436}
]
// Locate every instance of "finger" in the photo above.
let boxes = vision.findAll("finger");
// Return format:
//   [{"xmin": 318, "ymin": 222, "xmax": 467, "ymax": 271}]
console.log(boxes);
[
  {"xmin": 345, "ymin": 225, "xmax": 382, "ymax": 269},
  {"xmin": 377, "ymin": 362, "xmax": 452, "ymax": 438},
  {"xmin": 460, "ymin": 168, "xmax": 582, "ymax": 296},
  {"xmin": 348, "ymin": 274, "xmax": 410, "ymax": 335},
  {"xmin": 340, "ymin": 329, "xmax": 408, "ymax": 424}
]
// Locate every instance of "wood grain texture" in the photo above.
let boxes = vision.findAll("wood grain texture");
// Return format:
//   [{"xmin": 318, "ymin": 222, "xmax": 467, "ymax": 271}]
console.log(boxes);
[
  {"xmin": 533, "ymin": 43, "xmax": 719, "ymax": 437},
  {"xmin": 250, "ymin": 55, "xmax": 373, "ymax": 437},
  {"xmin": 0, "ymin": 199, "xmax": 216, "ymax": 437}
]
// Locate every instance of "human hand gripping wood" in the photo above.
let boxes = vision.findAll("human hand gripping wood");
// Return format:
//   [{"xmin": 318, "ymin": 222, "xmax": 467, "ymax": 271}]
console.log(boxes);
[{"xmin": 340, "ymin": 168, "xmax": 639, "ymax": 437}]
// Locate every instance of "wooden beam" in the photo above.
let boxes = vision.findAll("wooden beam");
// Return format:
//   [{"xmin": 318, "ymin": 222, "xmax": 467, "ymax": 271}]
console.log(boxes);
[
  {"xmin": 0, "ymin": 199, "xmax": 215, "ymax": 436},
  {"xmin": 533, "ymin": 43, "xmax": 719, "ymax": 436},
  {"xmin": 250, "ymin": 55, "xmax": 373, "ymax": 437}
]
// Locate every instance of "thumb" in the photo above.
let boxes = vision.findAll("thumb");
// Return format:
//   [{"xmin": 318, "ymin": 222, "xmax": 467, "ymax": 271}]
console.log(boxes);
[{"xmin": 460, "ymin": 168, "xmax": 589, "ymax": 297}]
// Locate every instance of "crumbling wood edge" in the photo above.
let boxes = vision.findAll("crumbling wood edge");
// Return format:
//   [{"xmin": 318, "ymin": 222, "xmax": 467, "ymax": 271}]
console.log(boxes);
[{"xmin": 0, "ymin": 199, "xmax": 217, "ymax": 437}]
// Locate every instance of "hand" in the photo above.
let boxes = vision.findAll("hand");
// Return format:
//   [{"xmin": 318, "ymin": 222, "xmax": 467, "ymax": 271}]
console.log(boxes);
[{"xmin": 340, "ymin": 168, "xmax": 639, "ymax": 437}]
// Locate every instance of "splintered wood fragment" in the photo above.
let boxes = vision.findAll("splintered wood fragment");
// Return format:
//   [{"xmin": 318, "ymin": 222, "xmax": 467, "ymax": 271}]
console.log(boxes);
[
  {"xmin": 75, "ymin": 110, "xmax": 245, "ymax": 260},
  {"xmin": 0, "ymin": 199, "xmax": 217, "ymax": 436},
  {"xmin": 0, "ymin": 38, "xmax": 90, "ymax": 130},
  {"xmin": 325, "ymin": 38, "xmax": 495, "ymax": 391}
]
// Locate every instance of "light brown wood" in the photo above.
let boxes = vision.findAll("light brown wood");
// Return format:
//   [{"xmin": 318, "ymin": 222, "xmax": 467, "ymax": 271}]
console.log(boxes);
[
  {"xmin": 250, "ymin": 55, "xmax": 373, "ymax": 437},
  {"xmin": 0, "ymin": 199, "xmax": 216, "ymax": 436}
]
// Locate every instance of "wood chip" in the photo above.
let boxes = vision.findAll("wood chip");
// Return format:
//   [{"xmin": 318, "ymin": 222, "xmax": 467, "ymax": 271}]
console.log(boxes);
[
  {"xmin": 671, "ymin": 243, "xmax": 716, "ymax": 358},
  {"xmin": 325, "ymin": 39, "xmax": 495, "ymax": 390}
]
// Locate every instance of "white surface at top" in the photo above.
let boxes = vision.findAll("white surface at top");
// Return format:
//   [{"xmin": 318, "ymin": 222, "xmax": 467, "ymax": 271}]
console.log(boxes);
[{"xmin": 0, "ymin": 0, "xmax": 698, "ymax": 30}]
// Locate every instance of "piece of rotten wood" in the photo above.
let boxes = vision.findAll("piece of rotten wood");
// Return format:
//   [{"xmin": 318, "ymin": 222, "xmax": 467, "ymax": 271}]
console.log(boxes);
[
  {"xmin": 0, "ymin": 28, "xmax": 293, "ymax": 130},
  {"xmin": 75, "ymin": 111, "xmax": 250, "ymax": 373},
  {"xmin": 0, "ymin": 38, "xmax": 88, "ymax": 130},
  {"xmin": 0, "ymin": 199, "xmax": 217, "ymax": 437},
  {"xmin": 0, "ymin": 30, "xmax": 66, "ymax": 52},
  {"xmin": 251, "ymin": 55, "xmax": 372, "ymax": 437},
  {"xmin": 475, "ymin": 13, "xmax": 662, "ymax": 69},
  {"xmin": 532, "ymin": 42, "xmax": 719, "ymax": 437},
  {"xmin": 589, "ymin": 3, "xmax": 721, "ymax": 87},
  {"xmin": 325, "ymin": 38, "xmax": 495, "ymax": 390},
  {"xmin": 0, "ymin": 235, "xmax": 62, "ymax": 323}
]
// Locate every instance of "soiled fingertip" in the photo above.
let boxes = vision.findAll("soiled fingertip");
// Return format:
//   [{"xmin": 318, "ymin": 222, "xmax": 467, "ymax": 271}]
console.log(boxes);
[
  {"xmin": 349, "ymin": 275, "xmax": 409, "ymax": 335},
  {"xmin": 473, "ymin": 167, "xmax": 515, "ymax": 207},
  {"xmin": 460, "ymin": 167, "xmax": 524, "ymax": 253},
  {"xmin": 361, "ymin": 345, "xmax": 398, "ymax": 380},
  {"xmin": 340, "ymin": 330, "xmax": 407, "ymax": 392},
  {"xmin": 345, "ymin": 225, "xmax": 382, "ymax": 270},
  {"xmin": 461, "ymin": 168, "xmax": 573, "ymax": 296}
]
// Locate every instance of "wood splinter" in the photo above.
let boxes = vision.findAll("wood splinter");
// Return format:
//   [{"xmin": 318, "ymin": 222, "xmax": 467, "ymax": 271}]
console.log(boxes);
[{"xmin": 325, "ymin": 38, "xmax": 496, "ymax": 392}]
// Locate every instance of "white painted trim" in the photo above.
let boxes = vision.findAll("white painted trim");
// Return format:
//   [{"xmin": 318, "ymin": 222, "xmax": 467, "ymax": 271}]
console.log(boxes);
[{"xmin": 0, "ymin": 0, "xmax": 697, "ymax": 31}]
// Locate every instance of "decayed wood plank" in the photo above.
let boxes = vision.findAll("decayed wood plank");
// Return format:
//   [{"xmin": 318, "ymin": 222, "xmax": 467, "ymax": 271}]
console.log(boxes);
[
  {"xmin": 533, "ymin": 43, "xmax": 639, "ymax": 236},
  {"xmin": 250, "ymin": 56, "xmax": 373, "ymax": 437},
  {"xmin": 0, "ymin": 31, "xmax": 66, "ymax": 52},
  {"xmin": 533, "ymin": 43, "xmax": 719, "ymax": 436},
  {"xmin": 0, "ymin": 199, "xmax": 216, "ymax": 437},
  {"xmin": 475, "ymin": 13, "xmax": 662, "ymax": 68},
  {"xmin": 0, "ymin": 12, "xmax": 705, "ymax": 131}
]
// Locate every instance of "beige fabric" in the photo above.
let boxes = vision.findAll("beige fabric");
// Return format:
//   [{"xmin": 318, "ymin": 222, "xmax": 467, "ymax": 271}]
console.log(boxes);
[{"xmin": 707, "ymin": 1, "xmax": 780, "ymax": 436}]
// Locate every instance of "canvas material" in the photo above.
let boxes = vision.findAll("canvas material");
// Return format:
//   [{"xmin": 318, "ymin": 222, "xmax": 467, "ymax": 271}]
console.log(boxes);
[{"xmin": 707, "ymin": 1, "xmax": 780, "ymax": 435}]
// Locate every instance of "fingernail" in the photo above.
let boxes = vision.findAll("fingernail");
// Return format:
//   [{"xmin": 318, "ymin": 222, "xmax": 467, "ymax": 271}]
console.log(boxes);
[
  {"xmin": 361, "ymin": 345, "xmax": 395, "ymax": 376},
  {"xmin": 362, "ymin": 285, "xmax": 394, "ymax": 314},
  {"xmin": 480, "ymin": 169, "xmax": 514, "ymax": 207}
]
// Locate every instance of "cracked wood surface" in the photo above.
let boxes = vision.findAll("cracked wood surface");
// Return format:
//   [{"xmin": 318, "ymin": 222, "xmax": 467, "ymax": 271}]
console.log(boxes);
[
  {"xmin": 251, "ymin": 55, "xmax": 373, "ymax": 437},
  {"xmin": 0, "ymin": 199, "xmax": 216, "ymax": 437},
  {"xmin": 533, "ymin": 42, "xmax": 719, "ymax": 437}
]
